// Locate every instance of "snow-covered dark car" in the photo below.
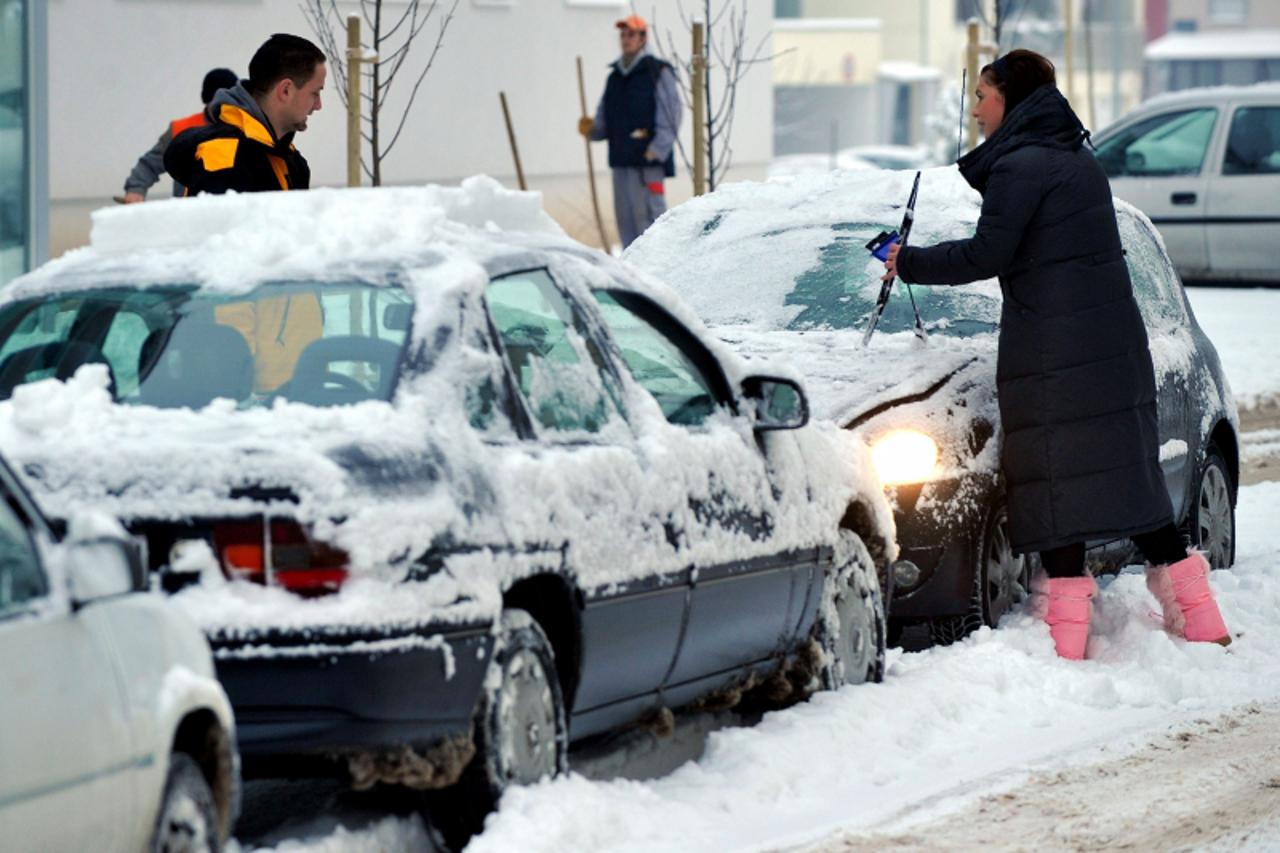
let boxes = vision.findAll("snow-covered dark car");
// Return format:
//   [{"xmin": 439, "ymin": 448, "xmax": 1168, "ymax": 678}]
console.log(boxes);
[
  {"xmin": 627, "ymin": 167, "xmax": 1239, "ymax": 643},
  {"xmin": 0, "ymin": 180, "xmax": 894, "ymax": 840}
]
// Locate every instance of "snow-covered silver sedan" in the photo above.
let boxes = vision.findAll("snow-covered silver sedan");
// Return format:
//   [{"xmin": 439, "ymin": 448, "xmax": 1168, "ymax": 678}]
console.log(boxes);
[
  {"xmin": 0, "ymin": 179, "xmax": 894, "ymax": 842},
  {"xmin": 0, "ymin": 456, "xmax": 238, "ymax": 851},
  {"xmin": 628, "ymin": 167, "xmax": 1239, "ymax": 644}
]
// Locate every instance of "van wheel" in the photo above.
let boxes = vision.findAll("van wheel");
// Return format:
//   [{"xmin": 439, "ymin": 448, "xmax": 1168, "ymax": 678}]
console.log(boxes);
[{"xmin": 151, "ymin": 753, "xmax": 219, "ymax": 853}]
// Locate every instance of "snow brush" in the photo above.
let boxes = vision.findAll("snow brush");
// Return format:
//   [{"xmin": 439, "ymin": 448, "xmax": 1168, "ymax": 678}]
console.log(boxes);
[{"xmin": 862, "ymin": 170, "xmax": 927, "ymax": 347}]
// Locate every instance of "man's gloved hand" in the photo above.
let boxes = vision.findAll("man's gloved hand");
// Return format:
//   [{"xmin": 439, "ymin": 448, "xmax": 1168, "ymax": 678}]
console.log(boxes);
[{"xmin": 577, "ymin": 116, "xmax": 594, "ymax": 137}]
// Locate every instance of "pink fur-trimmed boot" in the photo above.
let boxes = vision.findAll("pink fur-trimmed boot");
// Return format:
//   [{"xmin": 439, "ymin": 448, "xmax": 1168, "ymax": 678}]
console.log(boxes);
[
  {"xmin": 1152, "ymin": 551, "xmax": 1231, "ymax": 646},
  {"xmin": 1031, "ymin": 574, "xmax": 1096, "ymax": 660},
  {"xmin": 1145, "ymin": 561, "xmax": 1186, "ymax": 637}
]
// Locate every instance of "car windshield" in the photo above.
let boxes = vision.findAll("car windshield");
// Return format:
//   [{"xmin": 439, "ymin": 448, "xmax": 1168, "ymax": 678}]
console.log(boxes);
[
  {"xmin": 782, "ymin": 223, "xmax": 1000, "ymax": 337},
  {"xmin": 0, "ymin": 281, "xmax": 414, "ymax": 409}
]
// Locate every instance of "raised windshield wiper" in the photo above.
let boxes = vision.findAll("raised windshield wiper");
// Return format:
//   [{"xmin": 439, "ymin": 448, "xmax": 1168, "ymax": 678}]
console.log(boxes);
[{"xmin": 862, "ymin": 171, "xmax": 928, "ymax": 347}]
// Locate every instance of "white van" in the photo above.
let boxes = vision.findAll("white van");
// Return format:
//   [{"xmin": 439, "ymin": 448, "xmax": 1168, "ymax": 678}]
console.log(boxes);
[{"xmin": 1093, "ymin": 82, "xmax": 1280, "ymax": 283}]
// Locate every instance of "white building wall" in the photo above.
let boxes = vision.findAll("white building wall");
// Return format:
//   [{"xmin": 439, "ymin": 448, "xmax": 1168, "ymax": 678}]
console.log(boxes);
[{"xmin": 47, "ymin": 0, "xmax": 774, "ymax": 252}]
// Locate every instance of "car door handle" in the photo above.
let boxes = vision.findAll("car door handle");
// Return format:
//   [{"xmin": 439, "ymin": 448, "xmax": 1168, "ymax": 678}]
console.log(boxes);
[{"xmin": 1171, "ymin": 192, "xmax": 1197, "ymax": 206}]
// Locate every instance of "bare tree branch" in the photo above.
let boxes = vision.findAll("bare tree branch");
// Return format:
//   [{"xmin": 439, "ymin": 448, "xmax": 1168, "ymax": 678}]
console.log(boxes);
[
  {"xmin": 649, "ymin": 0, "xmax": 776, "ymax": 188},
  {"xmin": 303, "ymin": 0, "xmax": 459, "ymax": 185},
  {"xmin": 383, "ymin": 0, "xmax": 458, "ymax": 159}
]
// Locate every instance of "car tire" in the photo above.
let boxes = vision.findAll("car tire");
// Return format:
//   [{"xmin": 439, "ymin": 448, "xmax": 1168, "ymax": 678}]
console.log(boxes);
[
  {"xmin": 929, "ymin": 496, "xmax": 1029, "ymax": 646},
  {"xmin": 150, "ymin": 752, "xmax": 220, "ymax": 853},
  {"xmin": 435, "ymin": 608, "xmax": 567, "ymax": 849},
  {"xmin": 817, "ymin": 530, "xmax": 886, "ymax": 689},
  {"xmin": 1185, "ymin": 441, "xmax": 1235, "ymax": 570}
]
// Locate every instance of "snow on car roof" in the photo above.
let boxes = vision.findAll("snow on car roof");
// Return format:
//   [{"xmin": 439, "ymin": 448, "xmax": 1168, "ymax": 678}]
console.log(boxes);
[{"xmin": 12, "ymin": 176, "xmax": 566, "ymax": 298}]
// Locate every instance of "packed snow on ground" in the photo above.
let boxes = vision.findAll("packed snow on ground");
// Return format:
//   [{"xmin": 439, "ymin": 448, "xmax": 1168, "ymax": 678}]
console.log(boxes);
[{"xmin": 1186, "ymin": 287, "xmax": 1280, "ymax": 411}]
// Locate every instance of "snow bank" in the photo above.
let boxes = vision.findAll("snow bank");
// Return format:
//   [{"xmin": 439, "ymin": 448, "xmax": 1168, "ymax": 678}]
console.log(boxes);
[{"xmin": 228, "ymin": 814, "xmax": 434, "ymax": 853}]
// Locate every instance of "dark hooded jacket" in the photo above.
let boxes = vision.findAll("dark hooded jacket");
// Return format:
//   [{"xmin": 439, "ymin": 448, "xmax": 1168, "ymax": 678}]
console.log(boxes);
[
  {"xmin": 896, "ymin": 84, "xmax": 1173, "ymax": 554},
  {"xmin": 164, "ymin": 84, "xmax": 310, "ymax": 195}
]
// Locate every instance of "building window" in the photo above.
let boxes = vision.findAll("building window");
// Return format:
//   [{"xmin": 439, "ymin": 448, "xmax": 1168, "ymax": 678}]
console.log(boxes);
[
  {"xmin": 775, "ymin": 0, "xmax": 801, "ymax": 18},
  {"xmin": 1208, "ymin": 0, "xmax": 1247, "ymax": 24}
]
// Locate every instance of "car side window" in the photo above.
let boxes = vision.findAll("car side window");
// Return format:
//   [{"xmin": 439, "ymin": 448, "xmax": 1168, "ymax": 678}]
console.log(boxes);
[
  {"xmin": 1222, "ymin": 107, "xmax": 1280, "ymax": 175},
  {"xmin": 100, "ymin": 310, "xmax": 151, "ymax": 397},
  {"xmin": 1095, "ymin": 108, "xmax": 1218, "ymax": 177},
  {"xmin": 485, "ymin": 269, "xmax": 620, "ymax": 435},
  {"xmin": 0, "ymin": 496, "xmax": 47, "ymax": 613},
  {"xmin": 592, "ymin": 290, "xmax": 724, "ymax": 427},
  {"xmin": 1118, "ymin": 210, "xmax": 1186, "ymax": 331}
]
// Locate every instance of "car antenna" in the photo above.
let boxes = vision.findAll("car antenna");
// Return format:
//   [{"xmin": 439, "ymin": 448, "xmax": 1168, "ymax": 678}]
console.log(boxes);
[{"xmin": 862, "ymin": 171, "xmax": 927, "ymax": 347}]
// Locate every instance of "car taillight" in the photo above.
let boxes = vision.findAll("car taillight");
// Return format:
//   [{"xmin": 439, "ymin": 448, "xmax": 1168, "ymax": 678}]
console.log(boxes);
[{"xmin": 212, "ymin": 518, "xmax": 348, "ymax": 595}]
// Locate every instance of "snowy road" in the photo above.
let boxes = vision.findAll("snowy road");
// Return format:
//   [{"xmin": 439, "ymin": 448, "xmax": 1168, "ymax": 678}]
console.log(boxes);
[
  {"xmin": 814, "ymin": 701, "xmax": 1280, "ymax": 852},
  {"xmin": 230, "ymin": 286, "xmax": 1280, "ymax": 852}
]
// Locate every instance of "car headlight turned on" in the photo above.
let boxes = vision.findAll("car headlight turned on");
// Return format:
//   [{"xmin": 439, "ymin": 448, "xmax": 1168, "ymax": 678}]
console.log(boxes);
[{"xmin": 871, "ymin": 429, "xmax": 939, "ymax": 486}]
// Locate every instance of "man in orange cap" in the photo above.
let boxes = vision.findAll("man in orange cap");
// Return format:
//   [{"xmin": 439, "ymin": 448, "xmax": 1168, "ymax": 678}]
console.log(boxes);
[{"xmin": 578, "ymin": 15, "xmax": 682, "ymax": 247}]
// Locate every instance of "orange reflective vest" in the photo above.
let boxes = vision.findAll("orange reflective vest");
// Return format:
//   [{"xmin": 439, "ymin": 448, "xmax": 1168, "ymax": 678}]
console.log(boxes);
[{"xmin": 169, "ymin": 111, "xmax": 209, "ymax": 140}]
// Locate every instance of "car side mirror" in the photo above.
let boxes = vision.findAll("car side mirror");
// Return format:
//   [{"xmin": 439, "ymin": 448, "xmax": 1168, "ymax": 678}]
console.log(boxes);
[
  {"xmin": 64, "ymin": 511, "xmax": 146, "ymax": 608},
  {"xmin": 742, "ymin": 375, "xmax": 809, "ymax": 431}
]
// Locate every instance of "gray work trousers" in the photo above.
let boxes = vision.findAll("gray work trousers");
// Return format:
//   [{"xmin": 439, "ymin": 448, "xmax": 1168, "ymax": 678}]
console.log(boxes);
[{"xmin": 612, "ymin": 165, "xmax": 668, "ymax": 249}]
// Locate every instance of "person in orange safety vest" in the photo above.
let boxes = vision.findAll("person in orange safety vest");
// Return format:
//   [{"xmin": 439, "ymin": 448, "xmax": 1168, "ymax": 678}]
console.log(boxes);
[{"xmin": 119, "ymin": 67, "xmax": 238, "ymax": 202}]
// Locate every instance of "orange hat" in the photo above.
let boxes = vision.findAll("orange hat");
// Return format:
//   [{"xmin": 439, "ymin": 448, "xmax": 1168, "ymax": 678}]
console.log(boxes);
[{"xmin": 616, "ymin": 14, "xmax": 647, "ymax": 32}]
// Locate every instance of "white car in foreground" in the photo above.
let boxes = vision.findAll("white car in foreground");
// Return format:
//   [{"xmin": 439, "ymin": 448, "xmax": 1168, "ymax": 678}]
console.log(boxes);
[{"xmin": 0, "ymin": 456, "xmax": 238, "ymax": 851}]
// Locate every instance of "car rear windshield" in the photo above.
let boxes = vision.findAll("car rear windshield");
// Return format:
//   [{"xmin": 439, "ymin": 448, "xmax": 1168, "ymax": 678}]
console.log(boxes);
[
  {"xmin": 783, "ymin": 223, "xmax": 1000, "ymax": 337},
  {"xmin": 0, "ymin": 282, "xmax": 414, "ymax": 409}
]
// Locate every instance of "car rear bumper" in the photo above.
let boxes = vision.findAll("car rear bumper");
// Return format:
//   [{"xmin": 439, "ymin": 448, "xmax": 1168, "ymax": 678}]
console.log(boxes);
[{"xmin": 211, "ymin": 622, "xmax": 493, "ymax": 775}]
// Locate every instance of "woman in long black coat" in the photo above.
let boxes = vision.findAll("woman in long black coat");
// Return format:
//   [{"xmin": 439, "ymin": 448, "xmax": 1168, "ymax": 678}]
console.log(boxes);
[{"xmin": 883, "ymin": 50, "xmax": 1230, "ymax": 658}]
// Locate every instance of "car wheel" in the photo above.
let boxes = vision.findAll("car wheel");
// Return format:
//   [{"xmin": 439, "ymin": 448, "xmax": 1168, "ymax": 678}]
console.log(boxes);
[
  {"xmin": 151, "ymin": 753, "xmax": 219, "ymax": 853},
  {"xmin": 1187, "ymin": 441, "xmax": 1235, "ymax": 569},
  {"xmin": 930, "ymin": 497, "xmax": 1029, "ymax": 645},
  {"xmin": 817, "ymin": 530, "xmax": 886, "ymax": 689},
  {"xmin": 436, "ymin": 608, "xmax": 567, "ymax": 848}
]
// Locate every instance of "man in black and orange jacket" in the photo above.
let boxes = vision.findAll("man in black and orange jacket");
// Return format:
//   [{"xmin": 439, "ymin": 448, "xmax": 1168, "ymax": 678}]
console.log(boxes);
[
  {"xmin": 120, "ymin": 68, "xmax": 238, "ymax": 202},
  {"xmin": 165, "ymin": 34, "xmax": 325, "ymax": 195}
]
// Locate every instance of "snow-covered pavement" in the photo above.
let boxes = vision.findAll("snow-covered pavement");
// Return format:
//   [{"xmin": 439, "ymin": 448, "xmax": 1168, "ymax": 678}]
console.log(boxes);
[{"xmin": 1185, "ymin": 287, "xmax": 1280, "ymax": 411}]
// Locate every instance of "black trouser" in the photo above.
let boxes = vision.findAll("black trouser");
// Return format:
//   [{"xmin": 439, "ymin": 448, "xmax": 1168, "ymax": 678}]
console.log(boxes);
[{"xmin": 1040, "ymin": 523, "xmax": 1188, "ymax": 578}]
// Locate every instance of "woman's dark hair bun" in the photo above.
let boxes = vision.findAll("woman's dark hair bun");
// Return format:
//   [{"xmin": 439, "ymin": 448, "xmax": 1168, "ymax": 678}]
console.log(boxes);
[{"xmin": 982, "ymin": 49, "xmax": 1056, "ymax": 116}]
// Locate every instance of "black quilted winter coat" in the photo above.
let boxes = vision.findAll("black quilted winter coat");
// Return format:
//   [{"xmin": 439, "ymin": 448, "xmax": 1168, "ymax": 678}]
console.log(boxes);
[{"xmin": 896, "ymin": 84, "xmax": 1174, "ymax": 554}]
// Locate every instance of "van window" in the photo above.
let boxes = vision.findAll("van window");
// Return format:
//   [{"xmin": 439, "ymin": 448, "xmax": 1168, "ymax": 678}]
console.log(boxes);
[
  {"xmin": 1095, "ymin": 108, "xmax": 1217, "ymax": 177},
  {"xmin": 1222, "ymin": 107, "xmax": 1280, "ymax": 175}
]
